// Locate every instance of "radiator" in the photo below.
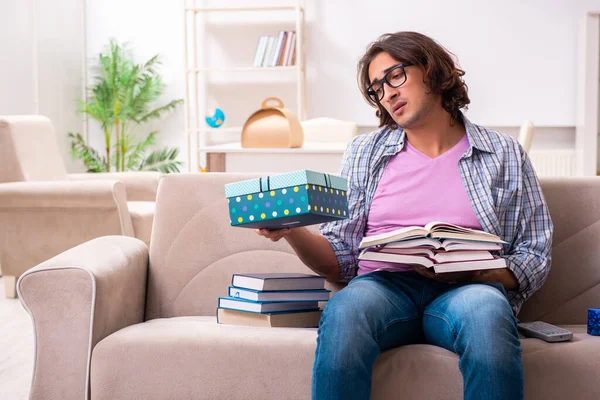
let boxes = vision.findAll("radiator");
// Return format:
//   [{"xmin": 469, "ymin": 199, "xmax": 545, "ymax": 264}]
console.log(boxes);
[{"xmin": 528, "ymin": 150, "xmax": 576, "ymax": 177}]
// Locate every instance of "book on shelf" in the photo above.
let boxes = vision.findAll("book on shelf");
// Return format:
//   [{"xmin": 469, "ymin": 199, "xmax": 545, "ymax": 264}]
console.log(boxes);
[
  {"xmin": 358, "ymin": 221, "xmax": 506, "ymax": 249},
  {"xmin": 228, "ymin": 286, "xmax": 331, "ymax": 302},
  {"xmin": 252, "ymin": 31, "xmax": 297, "ymax": 68},
  {"xmin": 218, "ymin": 297, "xmax": 319, "ymax": 313},
  {"xmin": 358, "ymin": 250, "xmax": 507, "ymax": 273},
  {"xmin": 217, "ymin": 308, "xmax": 322, "ymax": 328},
  {"xmin": 231, "ymin": 273, "xmax": 325, "ymax": 291}
]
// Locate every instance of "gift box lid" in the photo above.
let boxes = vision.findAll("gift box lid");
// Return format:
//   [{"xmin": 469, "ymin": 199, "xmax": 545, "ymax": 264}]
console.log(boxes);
[{"xmin": 225, "ymin": 170, "xmax": 348, "ymax": 198}]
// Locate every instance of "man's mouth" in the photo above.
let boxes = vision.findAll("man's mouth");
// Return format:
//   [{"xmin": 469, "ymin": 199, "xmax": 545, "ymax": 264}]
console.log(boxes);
[{"xmin": 392, "ymin": 102, "xmax": 407, "ymax": 115}]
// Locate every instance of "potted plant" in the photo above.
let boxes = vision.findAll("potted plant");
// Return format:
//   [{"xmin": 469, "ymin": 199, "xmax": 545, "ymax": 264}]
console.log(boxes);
[{"xmin": 69, "ymin": 39, "xmax": 183, "ymax": 173}]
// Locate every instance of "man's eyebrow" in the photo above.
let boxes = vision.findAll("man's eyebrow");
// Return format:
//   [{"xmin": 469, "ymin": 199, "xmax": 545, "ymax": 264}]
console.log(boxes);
[{"xmin": 370, "ymin": 63, "xmax": 402, "ymax": 85}]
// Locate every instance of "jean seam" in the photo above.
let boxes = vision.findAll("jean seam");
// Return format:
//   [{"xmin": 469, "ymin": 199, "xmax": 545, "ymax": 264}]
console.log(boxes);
[
  {"xmin": 377, "ymin": 315, "xmax": 420, "ymax": 342},
  {"xmin": 423, "ymin": 310, "xmax": 459, "ymax": 338}
]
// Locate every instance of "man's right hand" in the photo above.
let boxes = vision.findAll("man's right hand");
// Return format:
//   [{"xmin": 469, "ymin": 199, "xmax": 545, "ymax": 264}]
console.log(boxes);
[{"xmin": 255, "ymin": 228, "xmax": 293, "ymax": 242}]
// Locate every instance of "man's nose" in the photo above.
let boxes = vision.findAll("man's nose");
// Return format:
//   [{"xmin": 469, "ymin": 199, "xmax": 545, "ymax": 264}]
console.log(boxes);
[{"xmin": 384, "ymin": 87, "xmax": 399, "ymax": 104}]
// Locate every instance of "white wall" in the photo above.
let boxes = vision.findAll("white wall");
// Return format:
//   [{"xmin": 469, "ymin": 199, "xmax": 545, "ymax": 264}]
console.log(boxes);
[
  {"xmin": 2, "ymin": 1, "xmax": 594, "ymax": 171},
  {"xmin": 0, "ymin": 0, "xmax": 85, "ymax": 172}
]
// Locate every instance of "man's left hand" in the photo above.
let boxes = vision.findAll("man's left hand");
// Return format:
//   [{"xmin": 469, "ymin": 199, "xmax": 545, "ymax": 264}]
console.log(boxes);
[{"xmin": 411, "ymin": 265, "xmax": 519, "ymax": 291}]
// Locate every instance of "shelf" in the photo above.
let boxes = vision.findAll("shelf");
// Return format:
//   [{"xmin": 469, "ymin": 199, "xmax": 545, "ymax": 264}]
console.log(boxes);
[
  {"xmin": 199, "ymin": 141, "xmax": 347, "ymax": 154},
  {"xmin": 186, "ymin": 5, "xmax": 304, "ymax": 13},
  {"xmin": 188, "ymin": 66, "xmax": 300, "ymax": 73}
]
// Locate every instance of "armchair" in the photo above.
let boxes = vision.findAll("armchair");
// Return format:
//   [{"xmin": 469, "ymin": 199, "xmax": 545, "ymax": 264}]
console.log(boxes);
[{"xmin": 0, "ymin": 115, "xmax": 159, "ymax": 298}]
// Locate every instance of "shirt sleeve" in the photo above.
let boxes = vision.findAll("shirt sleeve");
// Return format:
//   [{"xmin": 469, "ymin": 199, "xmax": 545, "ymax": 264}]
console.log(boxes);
[
  {"xmin": 319, "ymin": 136, "xmax": 368, "ymax": 282},
  {"xmin": 502, "ymin": 150, "xmax": 554, "ymax": 309}
]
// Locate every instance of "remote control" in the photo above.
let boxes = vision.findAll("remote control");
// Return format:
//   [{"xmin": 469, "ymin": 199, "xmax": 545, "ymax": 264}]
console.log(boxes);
[{"xmin": 517, "ymin": 321, "xmax": 573, "ymax": 342}]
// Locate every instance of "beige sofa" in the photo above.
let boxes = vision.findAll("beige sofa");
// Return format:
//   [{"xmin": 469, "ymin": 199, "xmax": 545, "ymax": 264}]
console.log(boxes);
[
  {"xmin": 0, "ymin": 115, "xmax": 159, "ymax": 298},
  {"xmin": 17, "ymin": 173, "xmax": 600, "ymax": 400}
]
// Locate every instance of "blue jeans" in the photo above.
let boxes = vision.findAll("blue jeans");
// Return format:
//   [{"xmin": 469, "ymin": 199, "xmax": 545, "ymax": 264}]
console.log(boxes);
[{"xmin": 312, "ymin": 271, "xmax": 523, "ymax": 399}]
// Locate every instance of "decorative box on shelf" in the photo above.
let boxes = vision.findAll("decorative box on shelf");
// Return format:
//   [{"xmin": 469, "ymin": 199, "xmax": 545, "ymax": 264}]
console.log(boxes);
[{"xmin": 225, "ymin": 170, "xmax": 349, "ymax": 229}]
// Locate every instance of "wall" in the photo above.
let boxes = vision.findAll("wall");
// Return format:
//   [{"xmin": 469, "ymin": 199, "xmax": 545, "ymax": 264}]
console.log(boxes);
[
  {"xmin": 0, "ymin": 0, "xmax": 85, "ymax": 172},
  {"xmin": 4, "ymin": 0, "xmax": 591, "ymax": 171}
]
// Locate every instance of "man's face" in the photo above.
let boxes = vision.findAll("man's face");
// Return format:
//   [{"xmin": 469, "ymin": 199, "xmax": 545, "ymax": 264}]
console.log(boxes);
[{"xmin": 367, "ymin": 52, "xmax": 437, "ymax": 129}]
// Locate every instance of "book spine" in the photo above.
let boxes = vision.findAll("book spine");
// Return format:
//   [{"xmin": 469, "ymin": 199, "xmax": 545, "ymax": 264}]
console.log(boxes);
[
  {"xmin": 253, "ymin": 36, "xmax": 267, "ymax": 67},
  {"xmin": 286, "ymin": 32, "xmax": 296, "ymax": 66},
  {"xmin": 271, "ymin": 31, "xmax": 286, "ymax": 67}
]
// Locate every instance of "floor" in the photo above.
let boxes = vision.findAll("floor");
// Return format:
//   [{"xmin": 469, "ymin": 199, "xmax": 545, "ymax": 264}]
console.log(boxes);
[{"xmin": 0, "ymin": 276, "xmax": 33, "ymax": 400}]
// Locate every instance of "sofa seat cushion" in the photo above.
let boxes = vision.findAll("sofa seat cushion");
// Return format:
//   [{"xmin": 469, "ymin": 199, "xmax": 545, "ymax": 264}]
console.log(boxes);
[
  {"xmin": 127, "ymin": 201, "xmax": 154, "ymax": 245},
  {"xmin": 372, "ymin": 325, "xmax": 600, "ymax": 400},
  {"xmin": 91, "ymin": 319, "xmax": 600, "ymax": 400},
  {"xmin": 91, "ymin": 316, "xmax": 318, "ymax": 400}
]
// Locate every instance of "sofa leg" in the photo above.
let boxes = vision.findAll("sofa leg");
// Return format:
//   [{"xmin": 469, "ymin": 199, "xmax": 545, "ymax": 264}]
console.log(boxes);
[{"xmin": 4, "ymin": 276, "xmax": 16, "ymax": 298}]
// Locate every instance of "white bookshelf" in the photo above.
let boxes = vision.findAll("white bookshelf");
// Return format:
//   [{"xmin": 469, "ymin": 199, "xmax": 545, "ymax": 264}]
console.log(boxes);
[{"xmin": 183, "ymin": 0, "xmax": 307, "ymax": 172}]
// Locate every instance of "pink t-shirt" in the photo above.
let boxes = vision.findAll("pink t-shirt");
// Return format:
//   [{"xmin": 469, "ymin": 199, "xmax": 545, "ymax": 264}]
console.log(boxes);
[{"xmin": 358, "ymin": 133, "xmax": 483, "ymax": 275}]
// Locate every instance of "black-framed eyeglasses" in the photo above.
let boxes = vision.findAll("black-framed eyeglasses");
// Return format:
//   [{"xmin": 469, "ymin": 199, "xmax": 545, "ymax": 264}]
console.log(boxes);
[{"xmin": 366, "ymin": 63, "xmax": 413, "ymax": 103}]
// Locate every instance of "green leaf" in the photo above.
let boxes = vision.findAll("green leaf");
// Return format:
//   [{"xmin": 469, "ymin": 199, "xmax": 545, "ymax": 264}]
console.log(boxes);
[
  {"xmin": 139, "ymin": 147, "xmax": 182, "ymax": 173},
  {"xmin": 68, "ymin": 132, "xmax": 108, "ymax": 172},
  {"xmin": 126, "ymin": 131, "xmax": 158, "ymax": 170}
]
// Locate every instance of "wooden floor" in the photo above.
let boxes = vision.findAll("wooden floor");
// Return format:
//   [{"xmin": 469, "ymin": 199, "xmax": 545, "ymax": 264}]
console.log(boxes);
[{"xmin": 0, "ymin": 276, "xmax": 33, "ymax": 400}]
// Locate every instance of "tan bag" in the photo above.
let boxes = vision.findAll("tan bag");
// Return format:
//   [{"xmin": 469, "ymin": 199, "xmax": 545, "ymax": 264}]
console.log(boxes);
[{"xmin": 241, "ymin": 97, "xmax": 304, "ymax": 148}]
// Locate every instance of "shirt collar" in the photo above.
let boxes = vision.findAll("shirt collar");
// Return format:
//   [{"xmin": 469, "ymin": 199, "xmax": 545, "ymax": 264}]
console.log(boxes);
[{"xmin": 381, "ymin": 112, "xmax": 495, "ymax": 156}]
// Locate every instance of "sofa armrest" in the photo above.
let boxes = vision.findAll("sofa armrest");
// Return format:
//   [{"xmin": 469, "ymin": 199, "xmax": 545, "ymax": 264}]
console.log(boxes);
[
  {"xmin": 17, "ymin": 235, "xmax": 148, "ymax": 400},
  {"xmin": 0, "ymin": 181, "xmax": 134, "ymax": 280},
  {"xmin": 68, "ymin": 172, "xmax": 162, "ymax": 201}
]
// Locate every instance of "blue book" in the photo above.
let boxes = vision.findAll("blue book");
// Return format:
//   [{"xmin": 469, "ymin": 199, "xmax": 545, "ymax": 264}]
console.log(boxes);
[
  {"xmin": 228, "ymin": 286, "xmax": 331, "ymax": 302},
  {"xmin": 231, "ymin": 273, "xmax": 325, "ymax": 291},
  {"xmin": 218, "ymin": 296, "xmax": 319, "ymax": 313}
]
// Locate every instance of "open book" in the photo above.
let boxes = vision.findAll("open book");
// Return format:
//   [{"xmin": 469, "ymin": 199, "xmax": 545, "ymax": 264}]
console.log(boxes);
[
  {"xmin": 381, "ymin": 237, "xmax": 502, "ymax": 252},
  {"xmin": 358, "ymin": 221, "xmax": 506, "ymax": 249},
  {"xmin": 358, "ymin": 250, "xmax": 506, "ymax": 273},
  {"xmin": 377, "ymin": 248, "xmax": 494, "ymax": 264}
]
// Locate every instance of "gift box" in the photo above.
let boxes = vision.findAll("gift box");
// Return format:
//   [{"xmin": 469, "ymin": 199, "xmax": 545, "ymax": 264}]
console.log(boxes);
[{"xmin": 225, "ymin": 170, "xmax": 349, "ymax": 229}]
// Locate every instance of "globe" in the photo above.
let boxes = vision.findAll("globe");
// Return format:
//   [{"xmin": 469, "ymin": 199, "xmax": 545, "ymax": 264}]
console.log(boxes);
[{"xmin": 205, "ymin": 108, "xmax": 225, "ymax": 128}]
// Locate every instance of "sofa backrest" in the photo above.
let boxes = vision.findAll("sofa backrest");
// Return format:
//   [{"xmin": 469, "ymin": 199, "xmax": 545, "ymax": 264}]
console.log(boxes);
[
  {"xmin": 0, "ymin": 115, "xmax": 67, "ymax": 183},
  {"xmin": 145, "ymin": 173, "xmax": 342, "ymax": 320},
  {"xmin": 147, "ymin": 174, "xmax": 600, "ymax": 325},
  {"xmin": 519, "ymin": 177, "xmax": 600, "ymax": 324}
]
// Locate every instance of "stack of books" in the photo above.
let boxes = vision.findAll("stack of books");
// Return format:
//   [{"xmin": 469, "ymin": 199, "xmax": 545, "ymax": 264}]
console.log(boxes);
[
  {"xmin": 358, "ymin": 221, "xmax": 507, "ymax": 273},
  {"xmin": 253, "ymin": 31, "xmax": 297, "ymax": 68},
  {"xmin": 217, "ymin": 273, "xmax": 330, "ymax": 328}
]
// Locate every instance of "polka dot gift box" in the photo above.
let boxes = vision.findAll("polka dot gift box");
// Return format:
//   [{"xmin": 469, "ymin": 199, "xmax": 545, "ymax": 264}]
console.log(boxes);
[{"xmin": 225, "ymin": 170, "xmax": 349, "ymax": 229}]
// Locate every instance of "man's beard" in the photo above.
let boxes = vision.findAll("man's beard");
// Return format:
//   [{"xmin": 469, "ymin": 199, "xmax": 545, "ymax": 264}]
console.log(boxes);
[{"xmin": 394, "ymin": 94, "xmax": 436, "ymax": 129}]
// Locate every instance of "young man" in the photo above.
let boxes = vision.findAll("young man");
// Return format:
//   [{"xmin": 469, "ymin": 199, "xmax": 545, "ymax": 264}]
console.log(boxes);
[{"xmin": 257, "ymin": 31, "xmax": 553, "ymax": 400}]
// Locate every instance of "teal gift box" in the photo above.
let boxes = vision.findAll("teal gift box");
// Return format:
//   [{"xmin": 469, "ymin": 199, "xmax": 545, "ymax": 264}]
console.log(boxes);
[{"xmin": 225, "ymin": 170, "xmax": 349, "ymax": 229}]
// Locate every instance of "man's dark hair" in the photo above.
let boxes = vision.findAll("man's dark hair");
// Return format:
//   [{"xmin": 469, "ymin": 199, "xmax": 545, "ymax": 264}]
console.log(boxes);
[{"xmin": 357, "ymin": 31, "xmax": 470, "ymax": 128}]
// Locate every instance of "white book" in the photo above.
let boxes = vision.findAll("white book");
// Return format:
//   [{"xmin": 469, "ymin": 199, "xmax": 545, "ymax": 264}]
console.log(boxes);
[
  {"xmin": 358, "ymin": 250, "xmax": 507, "ymax": 273},
  {"xmin": 378, "ymin": 249, "xmax": 493, "ymax": 263},
  {"xmin": 271, "ymin": 31, "xmax": 286, "ymax": 67},
  {"xmin": 231, "ymin": 273, "xmax": 325, "ymax": 291},
  {"xmin": 359, "ymin": 221, "xmax": 505, "ymax": 249},
  {"xmin": 381, "ymin": 237, "xmax": 502, "ymax": 252},
  {"xmin": 261, "ymin": 36, "xmax": 276, "ymax": 67},
  {"xmin": 218, "ymin": 297, "xmax": 319, "ymax": 313},
  {"xmin": 253, "ymin": 36, "xmax": 267, "ymax": 67},
  {"xmin": 228, "ymin": 286, "xmax": 331, "ymax": 302}
]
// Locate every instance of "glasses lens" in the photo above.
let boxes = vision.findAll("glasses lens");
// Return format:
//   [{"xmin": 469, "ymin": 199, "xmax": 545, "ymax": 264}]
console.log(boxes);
[
  {"xmin": 367, "ymin": 82, "xmax": 384, "ymax": 102},
  {"xmin": 386, "ymin": 66, "xmax": 406, "ymax": 88}
]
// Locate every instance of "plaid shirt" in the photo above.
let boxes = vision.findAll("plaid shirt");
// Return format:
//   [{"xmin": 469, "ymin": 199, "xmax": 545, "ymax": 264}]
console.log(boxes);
[{"xmin": 320, "ymin": 115, "xmax": 553, "ymax": 315}]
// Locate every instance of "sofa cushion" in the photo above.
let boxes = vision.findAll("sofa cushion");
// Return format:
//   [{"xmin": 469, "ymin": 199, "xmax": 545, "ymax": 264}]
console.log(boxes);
[
  {"xmin": 91, "ymin": 318, "xmax": 600, "ymax": 400},
  {"xmin": 127, "ymin": 201, "xmax": 155, "ymax": 245}
]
